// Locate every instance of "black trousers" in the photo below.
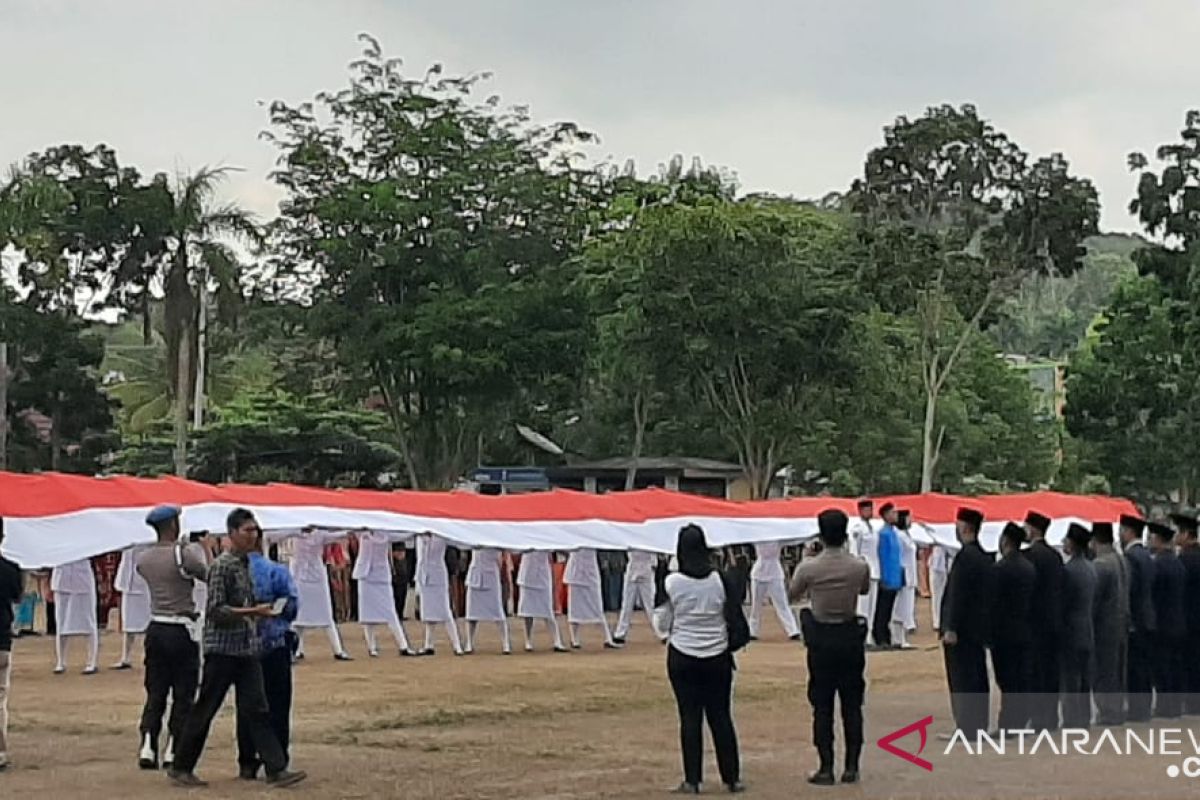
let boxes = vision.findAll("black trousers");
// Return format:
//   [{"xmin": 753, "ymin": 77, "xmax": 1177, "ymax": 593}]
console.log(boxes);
[
  {"xmin": 392, "ymin": 569, "xmax": 410, "ymax": 620},
  {"xmin": 173, "ymin": 653, "xmax": 286, "ymax": 776},
  {"xmin": 944, "ymin": 641, "xmax": 989, "ymax": 737},
  {"xmin": 139, "ymin": 622, "xmax": 200, "ymax": 751},
  {"xmin": 666, "ymin": 645, "xmax": 740, "ymax": 787},
  {"xmin": 1185, "ymin": 632, "xmax": 1200, "ymax": 715},
  {"xmin": 1060, "ymin": 647, "xmax": 1093, "ymax": 728},
  {"xmin": 990, "ymin": 642, "xmax": 1032, "ymax": 730},
  {"xmin": 803, "ymin": 613, "xmax": 867, "ymax": 771},
  {"xmin": 1152, "ymin": 634, "xmax": 1185, "ymax": 719},
  {"xmin": 1126, "ymin": 630, "xmax": 1154, "ymax": 722},
  {"xmin": 1029, "ymin": 633, "xmax": 1061, "ymax": 730},
  {"xmin": 237, "ymin": 645, "xmax": 293, "ymax": 773},
  {"xmin": 872, "ymin": 588, "xmax": 897, "ymax": 647}
]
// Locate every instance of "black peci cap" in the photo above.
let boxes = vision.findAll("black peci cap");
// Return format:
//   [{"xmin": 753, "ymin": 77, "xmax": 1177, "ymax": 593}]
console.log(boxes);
[
  {"xmin": 1120, "ymin": 515, "xmax": 1146, "ymax": 534},
  {"xmin": 957, "ymin": 507, "xmax": 984, "ymax": 528},
  {"xmin": 1024, "ymin": 511, "xmax": 1051, "ymax": 534},
  {"xmin": 1000, "ymin": 522, "xmax": 1026, "ymax": 547},
  {"xmin": 1065, "ymin": 523, "xmax": 1092, "ymax": 548}
]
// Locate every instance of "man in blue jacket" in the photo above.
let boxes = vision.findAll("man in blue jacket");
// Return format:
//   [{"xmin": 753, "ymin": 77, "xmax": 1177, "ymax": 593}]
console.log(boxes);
[
  {"xmin": 872, "ymin": 503, "xmax": 903, "ymax": 650},
  {"xmin": 237, "ymin": 513, "xmax": 300, "ymax": 781}
]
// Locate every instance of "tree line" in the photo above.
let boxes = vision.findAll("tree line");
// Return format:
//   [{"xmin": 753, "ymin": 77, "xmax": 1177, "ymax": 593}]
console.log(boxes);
[{"xmin": 0, "ymin": 35, "xmax": 1193, "ymax": 503}]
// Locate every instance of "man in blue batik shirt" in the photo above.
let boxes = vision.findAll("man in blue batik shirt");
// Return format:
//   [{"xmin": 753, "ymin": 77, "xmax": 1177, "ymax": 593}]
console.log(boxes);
[
  {"xmin": 872, "ymin": 503, "xmax": 904, "ymax": 650},
  {"xmin": 237, "ymin": 522, "xmax": 300, "ymax": 781}
]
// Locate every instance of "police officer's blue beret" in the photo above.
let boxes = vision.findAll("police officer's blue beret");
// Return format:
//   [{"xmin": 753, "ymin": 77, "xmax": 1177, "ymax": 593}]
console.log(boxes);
[{"xmin": 145, "ymin": 504, "xmax": 181, "ymax": 526}]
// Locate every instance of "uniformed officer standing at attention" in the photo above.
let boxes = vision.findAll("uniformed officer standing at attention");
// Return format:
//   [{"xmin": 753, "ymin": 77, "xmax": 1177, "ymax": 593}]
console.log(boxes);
[
  {"xmin": 1023, "ymin": 511, "xmax": 1065, "ymax": 732},
  {"xmin": 788, "ymin": 509, "xmax": 870, "ymax": 787}
]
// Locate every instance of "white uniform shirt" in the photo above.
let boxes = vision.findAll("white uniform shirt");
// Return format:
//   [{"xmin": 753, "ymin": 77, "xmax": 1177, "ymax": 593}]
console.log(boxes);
[
  {"xmin": 115, "ymin": 547, "xmax": 150, "ymax": 595},
  {"xmin": 654, "ymin": 572, "xmax": 728, "ymax": 658},
  {"xmin": 931, "ymin": 545, "xmax": 953, "ymax": 575},
  {"xmin": 850, "ymin": 518, "xmax": 881, "ymax": 580},
  {"xmin": 352, "ymin": 532, "xmax": 394, "ymax": 584},
  {"xmin": 416, "ymin": 534, "xmax": 450, "ymax": 588},
  {"xmin": 564, "ymin": 548, "xmax": 600, "ymax": 586},
  {"xmin": 898, "ymin": 528, "xmax": 918, "ymax": 585},
  {"xmin": 517, "ymin": 551, "xmax": 552, "ymax": 590},
  {"xmin": 51, "ymin": 559, "xmax": 96, "ymax": 594},
  {"xmin": 750, "ymin": 542, "xmax": 785, "ymax": 582},
  {"xmin": 466, "ymin": 548, "xmax": 502, "ymax": 591},
  {"xmin": 626, "ymin": 550, "xmax": 656, "ymax": 582},
  {"xmin": 292, "ymin": 532, "xmax": 336, "ymax": 583}
]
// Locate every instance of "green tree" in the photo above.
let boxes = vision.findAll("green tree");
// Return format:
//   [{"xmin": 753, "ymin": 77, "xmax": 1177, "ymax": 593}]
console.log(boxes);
[
  {"xmin": 851, "ymin": 104, "xmax": 1099, "ymax": 491},
  {"xmin": 264, "ymin": 36, "xmax": 601, "ymax": 488},
  {"xmin": 584, "ymin": 198, "xmax": 861, "ymax": 498}
]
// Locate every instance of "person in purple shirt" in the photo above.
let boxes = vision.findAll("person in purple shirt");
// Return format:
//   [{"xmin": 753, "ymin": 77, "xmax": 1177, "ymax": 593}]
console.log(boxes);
[
  {"xmin": 237, "ymin": 520, "xmax": 300, "ymax": 781},
  {"xmin": 872, "ymin": 503, "xmax": 904, "ymax": 650}
]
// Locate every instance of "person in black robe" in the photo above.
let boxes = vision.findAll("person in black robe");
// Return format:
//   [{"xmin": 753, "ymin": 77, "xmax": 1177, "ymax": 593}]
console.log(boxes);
[
  {"xmin": 989, "ymin": 522, "xmax": 1034, "ymax": 733},
  {"xmin": 939, "ymin": 507, "xmax": 993, "ymax": 740},
  {"xmin": 1148, "ymin": 521, "xmax": 1186, "ymax": 719},
  {"xmin": 1023, "ymin": 511, "xmax": 1065, "ymax": 731},
  {"xmin": 1089, "ymin": 521, "xmax": 1129, "ymax": 726},
  {"xmin": 1120, "ymin": 514, "xmax": 1156, "ymax": 723},
  {"xmin": 1173, "ymin": 513, "xmax": 1200, "ymax": 716},
  {"xmin": 1060, "ymin": 523, "xmax": 1097, "ymax": 729}
]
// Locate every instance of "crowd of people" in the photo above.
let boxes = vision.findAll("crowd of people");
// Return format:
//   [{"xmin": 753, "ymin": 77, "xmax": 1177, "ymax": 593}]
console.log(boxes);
[
  {"xmin": 938, "ymin": 507, "xmax": 1200, "ymax": 741},
  {"xmin": 4, "ymin": 495, "xmax": 1197, "ymax": 790}
]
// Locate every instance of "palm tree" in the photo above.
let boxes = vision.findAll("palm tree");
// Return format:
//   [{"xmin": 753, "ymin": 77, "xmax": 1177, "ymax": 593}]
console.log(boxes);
[{"xmin": 160, "ymin": 167, "xmax": 258, "ymax": 475}]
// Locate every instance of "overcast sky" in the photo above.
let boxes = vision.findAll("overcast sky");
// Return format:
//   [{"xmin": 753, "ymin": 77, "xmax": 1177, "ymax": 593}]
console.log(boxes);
[{"xmin": 3, "ymin": 0, "xmax": 1199, "ymax": 233}]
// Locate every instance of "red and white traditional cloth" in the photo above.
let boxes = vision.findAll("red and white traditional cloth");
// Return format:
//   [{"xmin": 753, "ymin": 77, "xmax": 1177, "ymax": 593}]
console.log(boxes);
[{"xmin": 0, "ymin": 471, "xmax": 1139, "ymax": 571}]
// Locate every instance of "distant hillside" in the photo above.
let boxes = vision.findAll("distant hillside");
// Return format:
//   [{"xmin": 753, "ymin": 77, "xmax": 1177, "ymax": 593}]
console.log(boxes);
[{"xmin": 988, "ymin": 231, "xmax": 1143, "ymax": 359}]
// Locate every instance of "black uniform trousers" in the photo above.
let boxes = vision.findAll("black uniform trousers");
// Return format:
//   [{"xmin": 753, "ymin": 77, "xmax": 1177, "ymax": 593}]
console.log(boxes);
[
  {"xmin": 1185, "ymin": 632, "xmax": 1200, "ymax": 716},
  {"xmin": 139, "ymin": 622, "xmax": 200, "ymax": 752},
  {"xmin": 666, "ymin": 645, "xmax": 740, "ymax": 788},
  {"xmin": 1126, "ymin": 630, "xmax": 1155, "ymax": 722},
  {"xmin": 803, "ymin": 612, "xmax": 867, "ymax": 772},
  {"xmin": 990, "ymin": 642, "xmax": 1032, "ymax": 730},
  {"xmin": 872, "ymin": 588, "xmax": 897, "ymax": 647},
  {"xmin": 1152, "ymin": 634, "xmax": 1185, "ymax": 719},
  {"xmin": 237, "ymin": 644, "xmax": 294, "ymax": 773},
  {"xmin": 392, "ymin": 566, "xmax": 410, "ymax": 620},
  {"xmin": 944, "ymin": 640, "xmax": 989, "ymax": 737},
  {"xmin": 1060, "ymin": 647, "xmax": 1093, "ymax": 728},
  {"xmin": 1029, "ymin": 633, "xmax": 1061, "ymax": 730},
  {"xmin": 172, "ymin": 653, "xmax": 286, "ymax": 776}
]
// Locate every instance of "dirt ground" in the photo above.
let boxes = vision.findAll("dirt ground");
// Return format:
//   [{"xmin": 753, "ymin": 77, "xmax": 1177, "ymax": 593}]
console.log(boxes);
[{"xmin": 3, "ymin": 599, "xmax": 1199, "ymax": 798}]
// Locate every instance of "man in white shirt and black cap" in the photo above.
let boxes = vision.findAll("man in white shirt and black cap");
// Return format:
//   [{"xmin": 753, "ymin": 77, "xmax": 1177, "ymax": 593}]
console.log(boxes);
[
  {"xmin": 134, "ymin": 505, "xmax": 208, "ymax": 770},
  {"xmin": 848, "ymin": 499, "xmax": 880, "ymax": 642}
]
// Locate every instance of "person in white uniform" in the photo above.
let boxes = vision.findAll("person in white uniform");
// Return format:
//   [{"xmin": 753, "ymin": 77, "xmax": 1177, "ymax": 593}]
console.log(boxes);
[
  {"xmin": 353, "ymin": 531, "xmax": 416, "ymax": 657},
  {"xmin": 565, "ymin": 548, "xmax": 620, "ymax": 649},
  {"xmin": 51, "ymin": 559, "xmax": 99, "ymax": 674},
  {"xmin": 289, "ymin": 529, "xmax": 352, "ymax": 661},
  {"xmin": 890, "ymin": 510, "xmax": 919, "ymax": 649},
  {"xmin": 930, "ymin": 545, "xmax": 953, "ymax": 632},
  {"xmin": 113, "ymin": 545, "xmax": 152, "ymax": 669},
  {"xmin": 415, "ymin": 532, "xmax": 464, "ymax": 656},
  {"xmin": 613, "ymin": 549, "xmax": 660, "ymax": 644},
  {"xmin": 848, "ymin": 499, "xmax": 880, "ymax": 643},
  {"xmin": 464, "ymin": 547, "xmax": 512, "ymax": 655},
  {"xmin": 516, "ymin": 550, "xmax": 567, "ymax": 652},
  {"xmin": 748, "ymin": 541, "xmax": 802, "ymax": 641}
]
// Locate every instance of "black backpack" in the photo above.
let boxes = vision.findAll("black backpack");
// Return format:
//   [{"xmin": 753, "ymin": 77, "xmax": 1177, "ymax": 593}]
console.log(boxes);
[{"xmin": 720, "ymin": 569, "xmax": 751, "ymax": 653}]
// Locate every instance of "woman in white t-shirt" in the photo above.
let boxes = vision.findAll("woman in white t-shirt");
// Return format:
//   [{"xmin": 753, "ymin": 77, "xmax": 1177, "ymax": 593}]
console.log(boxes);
[{"xmin": 653, "ymin": 525, "xmax": 744, "ymax": 795}]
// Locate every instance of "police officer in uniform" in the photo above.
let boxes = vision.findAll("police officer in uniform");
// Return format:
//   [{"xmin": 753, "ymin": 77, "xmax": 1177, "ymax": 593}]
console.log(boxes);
[{"xmin": 789, "ymin": 509, "xmax": 870, "ymax": 786}]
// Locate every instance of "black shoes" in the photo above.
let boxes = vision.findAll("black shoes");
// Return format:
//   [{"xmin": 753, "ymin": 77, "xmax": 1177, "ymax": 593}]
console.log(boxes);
[
  {"xmin": 808, "ymin": 770, "xmax": 835, "ymax": 786},
  {"xmin": 841, "ymin": 770, "xmax": 860, "ymax": 784},
  {"xmin": 168, "ymin": 770, "xmax": 208, "ymax": 787},
  {"xmin": 265, "ymin": 769, "xmax": 308, "ymax": 788},
  {"xmin": 333, "ymin": 652, "xmax": 353, "ymax": 662},
  {"xmin": 727, "ymin": 780, "xmax": 747, "ymax": 793},
  {"xmin": 612, "ymin": 636, "xmax": 627, "ymax": 645},
  {"xmin": 671, "ymin": 782, "xmax": 700, "ymax": 794},
  {"xmin": 239, "ymin": 766, "xmax": 260, "ymax": 781}
]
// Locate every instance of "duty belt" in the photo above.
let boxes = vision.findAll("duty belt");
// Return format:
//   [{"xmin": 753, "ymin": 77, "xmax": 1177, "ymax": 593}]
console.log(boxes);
[{"xmin": 151, "ymin": 614, "xmax": 197, "ymax": 626}]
